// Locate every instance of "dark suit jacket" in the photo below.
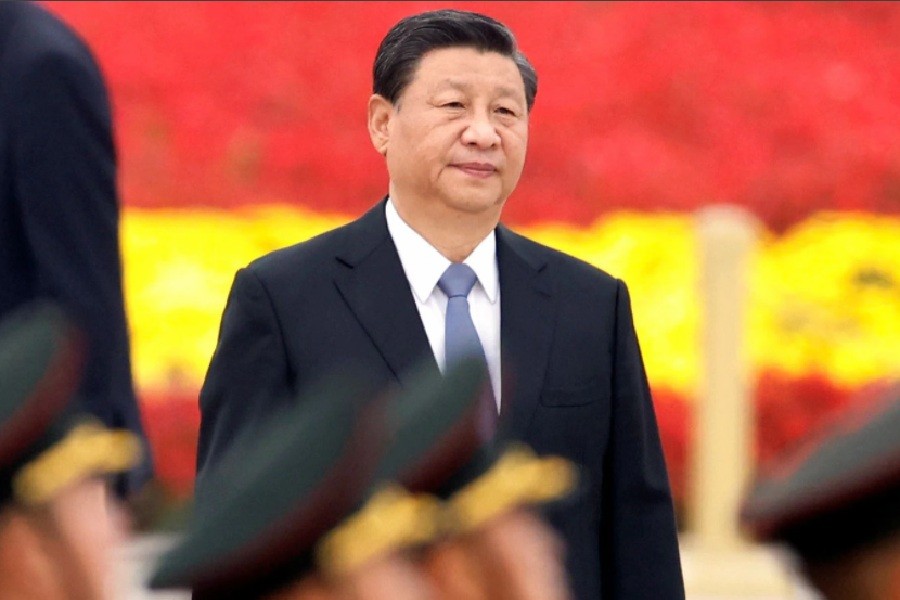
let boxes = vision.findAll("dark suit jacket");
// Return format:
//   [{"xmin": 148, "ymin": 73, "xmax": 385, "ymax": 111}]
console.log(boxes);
[
  {"xmin": 0, "ymin": 2, "xmax": 152, "ymax": 495},
  {"xmin": 197, "ymin": 199, "xmax": 684, "ymax": 599}
]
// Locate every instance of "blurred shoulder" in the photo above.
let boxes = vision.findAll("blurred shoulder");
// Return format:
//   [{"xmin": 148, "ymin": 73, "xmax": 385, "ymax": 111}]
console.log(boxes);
[
  {"xmin": 0, "ymin": 2, "xmax": 106, "ymax": 110},
  {"xmin": 1, "ymin": 3, "xmax": 98, "ymax": 70}
]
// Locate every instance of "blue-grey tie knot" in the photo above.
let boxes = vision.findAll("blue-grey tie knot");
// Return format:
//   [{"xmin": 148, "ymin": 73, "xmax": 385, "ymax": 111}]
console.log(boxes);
[{"xmin": 438, "ymin": 263, "xmax": 477, "ymax": 298}]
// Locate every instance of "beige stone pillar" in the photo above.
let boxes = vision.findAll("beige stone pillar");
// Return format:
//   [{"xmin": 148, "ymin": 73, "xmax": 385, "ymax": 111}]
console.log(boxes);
[
  {"xmin": 690, "ymin": 204, "xmax": 757, "ymax": 549},
  {"xmin": 678, "ymin": 206, "xmax": 795, "ymax": 598}
]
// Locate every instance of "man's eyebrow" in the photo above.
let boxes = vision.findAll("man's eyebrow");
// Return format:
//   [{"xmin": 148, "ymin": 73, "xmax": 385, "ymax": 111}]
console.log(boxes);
[{"xmin": 436, "ymin": 79, "xmax": 524, "ymax": 101}]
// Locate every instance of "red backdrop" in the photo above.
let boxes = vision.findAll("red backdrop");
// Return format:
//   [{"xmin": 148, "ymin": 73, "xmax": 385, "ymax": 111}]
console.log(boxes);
[{"xmin": 45, "ymin": 2, "xmax": 900, "ymax": 231}]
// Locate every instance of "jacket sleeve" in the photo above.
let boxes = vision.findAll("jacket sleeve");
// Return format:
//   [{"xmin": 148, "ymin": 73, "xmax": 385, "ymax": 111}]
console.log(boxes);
[
  {"xmin": 602, "ymin": 279, "xmax": 685, "ymax": 598},
  {"xmin": 10, "ymin": 32, "xmax": 152, "ymax": 495},
  {"xmin": 195, "ymin": 267, "xmax": 294, "ymax": 501}
]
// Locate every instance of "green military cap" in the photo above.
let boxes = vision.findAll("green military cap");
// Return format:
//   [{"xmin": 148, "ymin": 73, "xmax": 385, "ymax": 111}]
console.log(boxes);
[
  {"xmin": 0, "ymin": 301, "xmax": 141, "ymax": 506},
  {"xmin": 371, "ymin": 356, "xmax": 575, "ymax": 502},
  {"xmin": 150, "ymin": 357, "xmax": 496, "ymax": 592},
  {"xmin": 317, "ymin": 359, "xmax": 579, "ymax": 575},
  {"xmin": 313, "ymin": 357, "xmax": 496, "ymax": 576},
  {"xmin": 375, "ymin": 355, "xmax": 498, "ymax": 494},
  {"xmin": 379, "ymin": 358, "xmax": 578, "ymax": 536},
  {"xmin": 148, "ymin": 370, "xmax": 389, "ymax": 597},
  {"xmin": 740, "ymin": 382, "xmax": 900, "ymax": 562}
]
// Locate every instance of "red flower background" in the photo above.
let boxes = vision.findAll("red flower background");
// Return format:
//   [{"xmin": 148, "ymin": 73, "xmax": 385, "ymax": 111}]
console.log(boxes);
[{"xmin": 41, "ymin": 2, "xmax": 900, "ymax": 517}]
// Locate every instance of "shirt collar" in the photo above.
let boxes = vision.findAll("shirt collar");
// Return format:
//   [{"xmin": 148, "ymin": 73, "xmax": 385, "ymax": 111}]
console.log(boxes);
[{"xmin": 385, "ymin": 198, "xmax": 498, "ymax": 304}]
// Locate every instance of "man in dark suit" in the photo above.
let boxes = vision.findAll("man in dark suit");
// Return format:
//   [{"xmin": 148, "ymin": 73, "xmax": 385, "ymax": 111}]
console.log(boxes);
[
  {"xmin": 197, "ymin": 9, "xmax": 683, "ymax": 599},
  {"xmin": 0, "ymin": 1, "xmax": 152, "ymax": 496}
]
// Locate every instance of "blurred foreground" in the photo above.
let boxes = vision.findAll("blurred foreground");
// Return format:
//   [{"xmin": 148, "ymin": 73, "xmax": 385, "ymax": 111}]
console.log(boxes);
[{"xmin": 114, "ymin": 534, "xmax": 824, "ymax": 600}]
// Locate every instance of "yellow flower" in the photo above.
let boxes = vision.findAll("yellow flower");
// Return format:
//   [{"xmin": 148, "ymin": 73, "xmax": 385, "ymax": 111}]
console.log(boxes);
[
  {"xmin": 122, "ymin": 207, "xmax": 900, "ymax": 399},
  {"xmin": 748, "ymin": 213, "xmax": 900, "ymax": 387}
]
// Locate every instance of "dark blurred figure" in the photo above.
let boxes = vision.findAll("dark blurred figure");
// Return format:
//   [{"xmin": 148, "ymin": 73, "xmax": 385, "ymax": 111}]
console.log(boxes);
[
  {"xmin": 741, "ymin": 383, "xmax": 900, "ymax": 600},
  {"xmin": 0, "ymin": 1, "xmax": 152, "ymax": 497},
  {"xmin": 0, "ymin": 302, "xmax": 142, "ymax": 600}
]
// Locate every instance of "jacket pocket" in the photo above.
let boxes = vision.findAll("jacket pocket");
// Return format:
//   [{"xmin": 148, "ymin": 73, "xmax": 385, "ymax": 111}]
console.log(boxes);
[{"xmin": 539, "ymin": 379, "xmax": 602, "ymax": 407}]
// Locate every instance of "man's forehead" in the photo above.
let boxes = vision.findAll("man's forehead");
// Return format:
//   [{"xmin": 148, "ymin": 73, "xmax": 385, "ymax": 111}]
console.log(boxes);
[
  {"xmin": 415, "ymin": 46, "xmax": 519, "ymax": 70},
  {"xmin": 410, "ymin": 48, "xmax": 525, "ymax": 92}
]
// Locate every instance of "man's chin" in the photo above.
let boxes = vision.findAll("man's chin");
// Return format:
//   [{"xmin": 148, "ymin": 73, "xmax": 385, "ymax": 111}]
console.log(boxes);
[{"xmin": 439, "ymin": 190, "xmax": 508, "ymax": 216}]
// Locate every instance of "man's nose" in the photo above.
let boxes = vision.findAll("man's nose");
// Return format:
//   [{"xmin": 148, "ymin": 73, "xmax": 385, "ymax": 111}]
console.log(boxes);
[{"xmin": 461, "ymin": 113, "xmax": 501, "ymax": 149}]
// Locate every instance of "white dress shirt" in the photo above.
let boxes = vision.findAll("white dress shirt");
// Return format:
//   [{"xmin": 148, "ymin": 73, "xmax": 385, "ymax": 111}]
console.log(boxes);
[{"xmin": 385, "ymin": 198, "xmax": 502, "ymax": 410}]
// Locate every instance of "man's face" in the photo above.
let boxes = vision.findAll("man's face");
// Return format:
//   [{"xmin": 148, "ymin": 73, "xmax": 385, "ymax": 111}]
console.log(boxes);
[
  {"xmin": 0, "ymin": 478, "xmax": 126, "ymax": 600},
  {"xmin": 423, "ymin": 509, "xmax": 571, "ymax": 600},
  {"xmin": 47, "ymin": 478, "xmax": 127, "ymax": 599},
  {"xmin": 372, "ymin": 47, "xmax": 529, "ymax": 221},
  {"xmin": 269, "ymin": 555, "xmax": 433, "ymax": 600}
]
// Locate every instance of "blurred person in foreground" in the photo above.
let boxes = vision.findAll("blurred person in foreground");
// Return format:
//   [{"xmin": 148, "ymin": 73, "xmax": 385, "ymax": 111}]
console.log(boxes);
[
  {"xmin": 0, "ymin": 302, "xmax": 142, "ymax": 599},
  {"xmin": 196, "ymin": 8, "xmax": 682, "ymax": 599},
  {"xmin": 323, "ymin": 359, "xmax": 577, "ymax": 600},
  {"xmin": 741, "ymin": 383, "xmax": 900, "ymax": 600},
  {"xmin": 154, "ymin": 359, "xmax": 575, "ymax": 599},
  {"xmin": 153, "ymin": 366, "xmax": 405, "ymax": 600},
  {"xmin": 419, "ymin": 442, "xmax": 577, "ymax": 600},
  {"xmin": 0, "ymin": 1, "xmax": 152, "ymax": 497}
]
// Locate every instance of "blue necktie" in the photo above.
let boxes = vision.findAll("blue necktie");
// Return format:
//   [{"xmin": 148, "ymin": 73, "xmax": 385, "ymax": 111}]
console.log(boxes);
[
  {"xmin": 438, "ymin": 263, "xmax": 498, "ymax": 427},
  {"xmin": 438, "ymin": 263, "xmax": 486, "ymax": 368}
]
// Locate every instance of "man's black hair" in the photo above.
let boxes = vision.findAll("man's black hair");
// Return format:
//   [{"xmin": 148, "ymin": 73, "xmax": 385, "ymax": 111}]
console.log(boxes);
[{"xmin": 373, "ymin": 9, "xmax": 537, "ymax": 111}]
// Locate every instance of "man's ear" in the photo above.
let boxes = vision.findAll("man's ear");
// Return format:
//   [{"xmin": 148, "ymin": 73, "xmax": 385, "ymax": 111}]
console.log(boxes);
[{"xmin": 367, "ymin": 94, "xmax": 393, "ymax": 156}]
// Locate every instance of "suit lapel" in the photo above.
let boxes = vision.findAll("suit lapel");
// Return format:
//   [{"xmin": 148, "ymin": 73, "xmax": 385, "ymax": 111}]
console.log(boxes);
[
  {"xmin": 333, "ymin": 201, "xmax": 439, "ymax": 387},
  {"xmin": 332, "ymin": 205, "xmax": 554, "ymax": 429},
  {"xmin": 497, "ymin": 225, "xmax": 554, "ymax": 437}
]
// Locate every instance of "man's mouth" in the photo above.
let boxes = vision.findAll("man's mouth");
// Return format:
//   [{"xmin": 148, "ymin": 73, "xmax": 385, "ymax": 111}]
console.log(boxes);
[{"xmin": 452, "ymin": 162, "xmax": 497, "ymax": 178}]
